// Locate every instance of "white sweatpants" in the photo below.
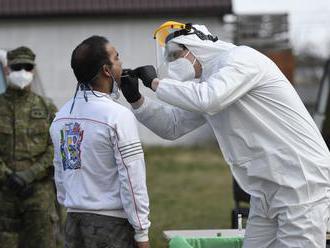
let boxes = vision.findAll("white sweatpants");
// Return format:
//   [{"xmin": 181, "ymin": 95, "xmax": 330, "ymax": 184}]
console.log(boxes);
[{"xmin": 243, "ymin": 196, "xmax": 330, "ymax": 248}]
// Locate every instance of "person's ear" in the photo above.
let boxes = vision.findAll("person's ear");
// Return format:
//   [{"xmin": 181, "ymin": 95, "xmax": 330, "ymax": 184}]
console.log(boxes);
[{"xmin": 101, "ymin": 64, "xmax": 112, "ymax": 78}]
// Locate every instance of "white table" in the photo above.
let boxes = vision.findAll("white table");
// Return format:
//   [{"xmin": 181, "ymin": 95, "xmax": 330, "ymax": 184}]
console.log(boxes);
[
  {"xmin": 164, "ymin": 229, "xmax": 330, "ymax": 244},
  {"xmin": 163, "ymin": 229, "xmax": 245, "ymax": 240}
]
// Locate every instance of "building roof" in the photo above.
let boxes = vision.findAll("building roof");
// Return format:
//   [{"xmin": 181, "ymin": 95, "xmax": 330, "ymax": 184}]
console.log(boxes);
[{"xmin": 0, "ymin": 0, "xmax": 232, "ymax": 18}]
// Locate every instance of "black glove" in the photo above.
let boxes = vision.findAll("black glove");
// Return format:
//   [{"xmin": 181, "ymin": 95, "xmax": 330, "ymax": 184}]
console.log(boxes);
[
  {"xmin": 134, "ymin": 65, "xmax": 157, "ymax": 89},
  {"xmin": 121, "ymin": 69, "xmax": 142, "ymax": 103},
  {"xmin": 6, "ymin": 173, "xmax": 26, "ymax": 191},
  {"xmin": 6, "ymin": 173, "xmax": 34, "ymax": 198}
]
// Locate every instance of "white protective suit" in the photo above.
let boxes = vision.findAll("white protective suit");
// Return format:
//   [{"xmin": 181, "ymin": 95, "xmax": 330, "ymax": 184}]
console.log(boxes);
[{"xmin": 133, "ymin": 25, "xmax": 330, "ymax": 247}]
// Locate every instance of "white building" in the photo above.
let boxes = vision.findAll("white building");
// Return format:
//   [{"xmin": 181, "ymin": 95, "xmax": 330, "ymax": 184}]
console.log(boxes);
[{"xmin": 0, "ymin": 0, "xmax": 232, "ymax": 145}]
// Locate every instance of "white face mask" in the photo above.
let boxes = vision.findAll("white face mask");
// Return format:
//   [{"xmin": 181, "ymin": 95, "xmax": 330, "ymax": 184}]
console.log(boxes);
[
  {"xmin": 8, "ymin": 70, "xmax": 33, "ymax": 89},
  {"xmin": 167, "ymin": 51, "xmax": 197, "ymax": 82},
  {"xmin": 110, "ymin": 74, "xmax": 120, "ymax": 100}
]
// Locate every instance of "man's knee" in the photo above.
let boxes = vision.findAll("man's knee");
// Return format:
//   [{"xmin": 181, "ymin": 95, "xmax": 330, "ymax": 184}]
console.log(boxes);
[{"xmin": 276, "ymin": 201, "xmax": 329, "ymax": 248}]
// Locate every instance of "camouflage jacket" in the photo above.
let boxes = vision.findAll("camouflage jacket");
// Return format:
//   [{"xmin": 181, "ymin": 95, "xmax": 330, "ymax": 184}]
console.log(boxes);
[{"xmin": 0, "ymin": 88, "xmax": 57, "ymax": 184}]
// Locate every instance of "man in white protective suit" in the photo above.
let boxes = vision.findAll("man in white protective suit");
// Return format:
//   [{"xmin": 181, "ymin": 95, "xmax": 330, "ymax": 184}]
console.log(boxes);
[{"xmin": 120, "ymin": 21, "xmax": 330, "ymax": 248}]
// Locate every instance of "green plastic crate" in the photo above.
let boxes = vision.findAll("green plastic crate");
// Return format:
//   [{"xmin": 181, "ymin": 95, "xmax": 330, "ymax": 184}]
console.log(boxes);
[{"xmin": 169, "ymin": 236, "xmax": 243, "ymax": 248}]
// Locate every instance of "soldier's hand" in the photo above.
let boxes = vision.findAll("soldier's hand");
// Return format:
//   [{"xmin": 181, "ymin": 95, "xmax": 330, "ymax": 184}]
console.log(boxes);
[
  {"xmin": 134, "ymin": 65, "xmax": 157, "ymax": 89},
  {"xmin": 120, "ymin": 69, "xmax": 142, "ymax": 103},
  {"xmin": 6, "ymin": 173, "xmax": 26, "ymax": 192},
  {"xmin": 136, "ymin": 241, "xmax": 150, "ymax": 248}
]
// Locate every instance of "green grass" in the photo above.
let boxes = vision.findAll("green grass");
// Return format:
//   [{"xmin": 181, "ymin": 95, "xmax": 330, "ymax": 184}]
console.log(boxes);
[{"xmin": 144, "ymin": 146, "xmax": 234, "ymax": 248}]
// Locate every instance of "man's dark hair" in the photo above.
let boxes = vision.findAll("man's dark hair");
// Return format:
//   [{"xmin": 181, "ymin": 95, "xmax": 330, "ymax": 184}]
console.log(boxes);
[{"xmin": 71, "ymin": 35, "xmax": 111, "ymax": 85}]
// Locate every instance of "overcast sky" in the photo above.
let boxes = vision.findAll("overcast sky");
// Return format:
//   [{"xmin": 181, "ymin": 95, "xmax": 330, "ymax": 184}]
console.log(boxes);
[{"xmin": 233, "ymin": 0, "xmax": 330, "ymax": 57}]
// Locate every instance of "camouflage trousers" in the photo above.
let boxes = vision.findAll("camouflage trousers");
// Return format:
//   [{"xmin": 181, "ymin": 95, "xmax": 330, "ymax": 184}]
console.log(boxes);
[
  {"xmin": 64, "ymin": 212, "xmax": 137, "ymax": 248},
  {"xmin": 0, "ymin": 180, "xmax": 58, "ymax": 248}
]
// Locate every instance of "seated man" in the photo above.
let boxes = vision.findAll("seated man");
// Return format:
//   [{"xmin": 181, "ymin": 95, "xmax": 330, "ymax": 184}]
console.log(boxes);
[{"xmin": 50, "ymin": 36, "xmax": 150, "ymax": 248}]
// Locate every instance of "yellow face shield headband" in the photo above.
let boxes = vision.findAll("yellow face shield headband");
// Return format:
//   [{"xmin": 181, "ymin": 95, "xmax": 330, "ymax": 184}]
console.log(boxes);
[
  {"xmin": 153, "ymin": 21, "xmax": 187, "ymax": 47},
  {"xmin": 153, "ymin": 21, "xmax": 218, "ymax": 47}
]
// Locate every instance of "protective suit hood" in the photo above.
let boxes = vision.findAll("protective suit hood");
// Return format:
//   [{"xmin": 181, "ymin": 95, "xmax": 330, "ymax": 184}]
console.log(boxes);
[{"xmin": 169, "ymin": 25, "xmax": 236, "ymax": 79}]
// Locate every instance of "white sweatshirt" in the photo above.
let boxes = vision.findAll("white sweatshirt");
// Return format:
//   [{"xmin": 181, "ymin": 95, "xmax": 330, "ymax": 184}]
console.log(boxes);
[{"xmin": 50, "ymin": 90, "xmax": 150, "ymax": 242}]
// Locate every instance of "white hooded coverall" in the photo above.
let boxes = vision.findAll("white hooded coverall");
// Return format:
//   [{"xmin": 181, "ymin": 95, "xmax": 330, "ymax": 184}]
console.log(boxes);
[{"xmin": 133, "ymin": 25, "xmax": 330, "ymax": 247}]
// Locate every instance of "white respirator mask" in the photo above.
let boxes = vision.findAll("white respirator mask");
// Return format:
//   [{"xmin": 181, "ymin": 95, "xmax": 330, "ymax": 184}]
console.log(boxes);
[
  {"xmin": 167, "ymin": 51, "xmax": 196, "ymax": 82},
  {"xmin": 8, "ymin": 70, "xmax": 33, "ymax": 89}
]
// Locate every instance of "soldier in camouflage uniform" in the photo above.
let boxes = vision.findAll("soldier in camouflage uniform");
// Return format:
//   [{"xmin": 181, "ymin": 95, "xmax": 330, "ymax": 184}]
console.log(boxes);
[{"xmin": 0, "ymin": 47, "xmax": 58, "ymax": 248}]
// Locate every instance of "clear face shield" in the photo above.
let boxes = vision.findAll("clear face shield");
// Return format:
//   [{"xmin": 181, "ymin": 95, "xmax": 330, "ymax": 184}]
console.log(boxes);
[
  {"xmin": 153, "ymin": 21, "xmax": 218, "ymax": 79},
  {"xmin": 0, "ymin": 49, "xmax": 7, "ymax": 94},
  {"xmin": 154, "ymin": 21, "xmax": 188, "ymax": 79},
  {"xmin": 157, "ymin": 43, "xmax": 189, "ymax": 79},
  {"xmin": 0, "ymin": 48, "xmax": 45, "ymax": 95}
]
